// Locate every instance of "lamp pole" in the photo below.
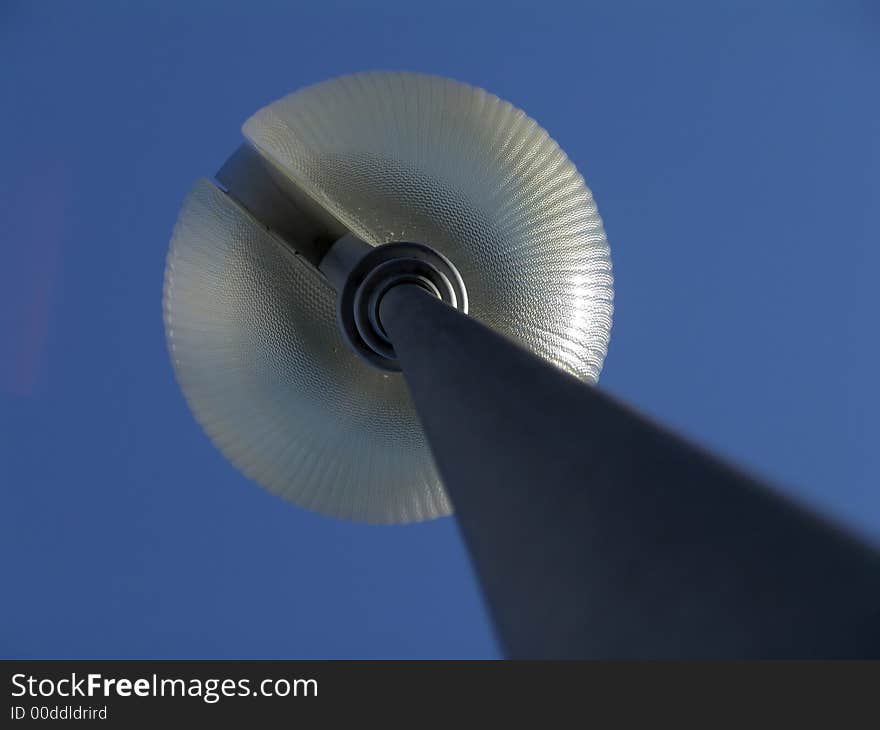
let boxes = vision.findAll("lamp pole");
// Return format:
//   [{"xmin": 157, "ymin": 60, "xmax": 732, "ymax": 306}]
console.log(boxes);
[{"xmin": 379, "ymin": 283, "xmax": 880, "ymax": 659}]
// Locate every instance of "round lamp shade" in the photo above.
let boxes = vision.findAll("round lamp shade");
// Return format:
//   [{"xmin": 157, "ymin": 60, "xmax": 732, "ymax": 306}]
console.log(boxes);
[{"xmin": 163, "ymin": 71, "xmax": 613, "ymax": 524}]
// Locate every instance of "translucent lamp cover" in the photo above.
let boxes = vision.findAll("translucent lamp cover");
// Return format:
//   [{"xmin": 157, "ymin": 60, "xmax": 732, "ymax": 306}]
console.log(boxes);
[{"xmin": 163, "ymin": 72, "xmax": 613, "ymax": 524}]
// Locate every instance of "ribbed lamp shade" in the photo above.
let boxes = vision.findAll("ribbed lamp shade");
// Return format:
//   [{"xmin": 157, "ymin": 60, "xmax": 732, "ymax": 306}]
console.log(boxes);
[{"xmin": 163, "ymin": 72, "xmax": 613, "ymax": 523}]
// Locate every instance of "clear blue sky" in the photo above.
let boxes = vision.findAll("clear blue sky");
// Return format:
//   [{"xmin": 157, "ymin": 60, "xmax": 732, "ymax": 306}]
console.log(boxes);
[{"xmin": 1, "ymin": 1, "xmax": 878, "ymax": 658}]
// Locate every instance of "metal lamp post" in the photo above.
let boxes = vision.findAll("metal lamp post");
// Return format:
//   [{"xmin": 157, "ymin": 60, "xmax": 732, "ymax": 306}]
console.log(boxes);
[{"xmin": 164, "ymin": 72, "xmax": 880, "ymax": 658}]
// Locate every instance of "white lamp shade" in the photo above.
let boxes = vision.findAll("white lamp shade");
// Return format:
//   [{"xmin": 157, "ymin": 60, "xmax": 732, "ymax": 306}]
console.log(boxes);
[{"xmin": 163, "ymin": 72, "xmax": 613, "ymax": 523}]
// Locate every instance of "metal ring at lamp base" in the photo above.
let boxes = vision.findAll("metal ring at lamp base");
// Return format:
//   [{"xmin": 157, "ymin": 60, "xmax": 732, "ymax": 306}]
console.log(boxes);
[{"xmin": 337, "ymin": 242, "xmax": 468, "ymax": 371}]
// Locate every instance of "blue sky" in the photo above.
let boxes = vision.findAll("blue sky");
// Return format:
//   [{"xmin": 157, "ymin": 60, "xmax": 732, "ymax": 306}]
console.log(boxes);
[{"xmin": 1, "ymin": 1, "xmax": 878, "ymax": 658}]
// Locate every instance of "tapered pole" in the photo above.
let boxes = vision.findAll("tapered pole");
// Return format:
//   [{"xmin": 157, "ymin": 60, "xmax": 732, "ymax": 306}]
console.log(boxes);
[{"xmin": 380, "ymin": 283, "xmax": 880, "ymax": 658}]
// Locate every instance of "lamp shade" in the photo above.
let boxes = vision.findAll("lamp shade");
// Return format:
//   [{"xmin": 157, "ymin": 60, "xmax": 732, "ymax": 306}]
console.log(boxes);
[{"xmin": 163, "ymin": 71, "xmax": 613, "ymax": 523}]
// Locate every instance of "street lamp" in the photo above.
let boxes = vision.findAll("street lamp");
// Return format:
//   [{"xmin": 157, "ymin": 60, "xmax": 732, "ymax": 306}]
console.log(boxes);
[{"xmin": 164, "ymin": 72, "xmax": 880, "ymax": 658}]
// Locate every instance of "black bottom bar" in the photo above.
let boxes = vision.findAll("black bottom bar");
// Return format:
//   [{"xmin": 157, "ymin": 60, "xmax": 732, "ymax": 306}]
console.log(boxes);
[
  {"xmin": 6, "ymin": 660, "xmax": 879, "ymax": 723},
  {"xmin": 380, "ymin": 284, "xmax": 880, "ymax": 658}
]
